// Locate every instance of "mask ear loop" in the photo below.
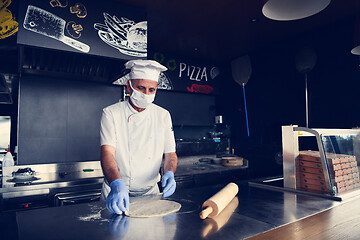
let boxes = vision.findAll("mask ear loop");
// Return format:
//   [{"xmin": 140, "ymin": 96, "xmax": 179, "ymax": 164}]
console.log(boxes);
[{"xmin": 129, "ymin": 80, "xmax": 134, "ymax": 91}]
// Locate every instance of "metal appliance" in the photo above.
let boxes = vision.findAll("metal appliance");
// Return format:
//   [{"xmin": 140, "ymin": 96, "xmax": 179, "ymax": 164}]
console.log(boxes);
[
  {"xmin": 211, "ymin": 123, "xmax": 231, "ymax": 157},
  {"xmin": 54, "ymin": 190, "xmax": 101, "ymax": 206},
  {"xmin": 1, "ymin": 161, "xmax": 103, "ymax": 212}
]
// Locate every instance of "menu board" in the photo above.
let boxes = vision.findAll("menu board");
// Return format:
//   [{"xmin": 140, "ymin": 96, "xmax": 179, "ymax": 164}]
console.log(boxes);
[{"xmin": 17, "ymin": 0, "xmax": 147, "ymax": 60}]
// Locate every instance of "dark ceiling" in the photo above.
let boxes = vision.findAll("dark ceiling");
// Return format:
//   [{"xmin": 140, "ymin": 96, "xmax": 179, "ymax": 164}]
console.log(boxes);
[{"xmin": 115, "ymin": 0, "xmax": 360, "ymax": 62}]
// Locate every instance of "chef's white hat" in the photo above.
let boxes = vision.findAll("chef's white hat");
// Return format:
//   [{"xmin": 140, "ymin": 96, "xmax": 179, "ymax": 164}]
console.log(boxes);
[{"xmin": 125, "ymin": 60, "xmax": 167, "ymax": 82}]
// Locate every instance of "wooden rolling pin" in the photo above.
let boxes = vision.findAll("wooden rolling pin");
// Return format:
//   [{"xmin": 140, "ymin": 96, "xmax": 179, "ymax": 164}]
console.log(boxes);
[
  {"xmin": 200, "ymin": 182, "xmax": 239, "ymax": 219},
  {"xmin": 201, "ymin": 196, "xmax": 239, "ymax": 237}
]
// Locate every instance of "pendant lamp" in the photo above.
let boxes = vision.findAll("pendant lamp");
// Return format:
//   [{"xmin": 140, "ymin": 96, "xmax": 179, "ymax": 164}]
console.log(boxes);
[
  {"xmin": 351, "ymin": 46, "xmax": 360, "ymax": 55},
  {"xmin": 262, "ymin": 0, "xmax": 331, "ymax": 21}
]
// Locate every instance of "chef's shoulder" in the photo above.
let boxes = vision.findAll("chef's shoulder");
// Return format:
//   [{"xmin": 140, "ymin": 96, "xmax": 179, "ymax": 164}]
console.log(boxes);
[
  {"xmin": 151, "ymin": 104, "xmax": 172, "ymax": 119},
  {"xmin": 102, "ymin": 101, "xmax": 125, "ymax": 115}
]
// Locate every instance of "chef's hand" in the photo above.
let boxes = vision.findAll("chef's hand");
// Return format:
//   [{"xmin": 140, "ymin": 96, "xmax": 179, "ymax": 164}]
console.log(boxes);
[
  {"xmin": 161, "ymin": 171, "xmax": 176, "ymax": 198},
  {"xmin": 106, "ymin": 179, "xmax": 129, "ymax": 215}
]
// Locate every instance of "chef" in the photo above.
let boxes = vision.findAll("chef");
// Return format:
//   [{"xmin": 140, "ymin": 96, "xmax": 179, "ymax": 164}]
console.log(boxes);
[{"xmin": 100, "ymin": 59, "xmax": 178, "ymax": 215}]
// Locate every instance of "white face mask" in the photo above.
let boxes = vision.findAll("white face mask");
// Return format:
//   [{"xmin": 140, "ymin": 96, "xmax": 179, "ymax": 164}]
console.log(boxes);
[{"xmin": 129, "ymin": 80, "xmax": 156, "ymax": 109}]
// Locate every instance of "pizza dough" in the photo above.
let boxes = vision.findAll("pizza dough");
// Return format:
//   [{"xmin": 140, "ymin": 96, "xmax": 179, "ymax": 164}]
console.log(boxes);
[{"xmin": 124, "ymin": 199, "xmax": 181, "ymax": 218}]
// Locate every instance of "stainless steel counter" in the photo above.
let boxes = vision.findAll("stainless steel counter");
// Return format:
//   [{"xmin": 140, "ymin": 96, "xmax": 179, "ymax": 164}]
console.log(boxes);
[
  {"xmin": 3, "ymin": 180, "xmax": 353, "ymax": 240},
  {"xmin": 1, "ymin": 157, "xmax": 248, "ymax": 212},
  {"xmin": 0, "ymin": 162, "xmax": 104, "ymax": 211},
  {"xmin": 176, "ymin": 155, "xmax": 248, "ymax": 175},
  {"xmin": 0, "ymin": 156, "xmax": 247, "ymax": 197},
  {"xmin": 1, "ymin": 161, "xmax": 104, "ymax": 198},
  {"xmin": 1, "ymin": 161, "xmax": 103, "ymax": 187},
  {"xmin": 175, "ymin": 155, "xmax": 249, "ymax": 188}
]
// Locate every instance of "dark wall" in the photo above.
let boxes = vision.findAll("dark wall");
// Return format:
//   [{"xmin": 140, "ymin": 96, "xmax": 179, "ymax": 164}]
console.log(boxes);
[
  {"xmin": 17, "ymin": 76, "xmax": 215, "ymax": 164},
  {"xmin": 154, "ymin": 91, "xmax": 215, "ymax": 127},
  {"xmin": 18, "ymin": 76, "xmax": 121, "ymax": 164},
  {"xmin": 218, "ymin": 16, "xmax": 360, "ymax": 178}
]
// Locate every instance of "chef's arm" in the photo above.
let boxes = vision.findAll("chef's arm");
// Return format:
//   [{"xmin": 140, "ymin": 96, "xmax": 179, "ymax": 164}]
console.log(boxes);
[
  {"xmin": 164, "ymin": 152, "xmax": 178, "ymax": 174},
  {"xmin": 101, "ymin": 145, "xmax": 121, "ymax": 184},
  {"xmin": 101, "ymin": 145, "xmax": 129, "ymax": 214}
]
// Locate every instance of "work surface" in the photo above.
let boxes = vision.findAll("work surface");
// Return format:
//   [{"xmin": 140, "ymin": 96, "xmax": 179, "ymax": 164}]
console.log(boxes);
[
  {"xmin": 2, "ymin": 181, "xmax": 359, "ymax": 240},
  {"xmin": 248, "ymin": 195, "xmax": 360, "ymax": 240}
]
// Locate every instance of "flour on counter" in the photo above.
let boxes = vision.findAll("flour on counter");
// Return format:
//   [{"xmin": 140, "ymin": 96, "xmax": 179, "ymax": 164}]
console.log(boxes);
[{"xmin": 78, "ymin": 204, "xmax": 108, "ymax": 222}]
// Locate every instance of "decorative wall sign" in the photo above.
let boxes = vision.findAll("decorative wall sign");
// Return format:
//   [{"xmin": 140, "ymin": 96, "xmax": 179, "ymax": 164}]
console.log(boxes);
[
  {"xmin": 0, "ymin": 0, "xmax": 18, "ymax": 39},
  {"xmin": 17, "ymin": 0, "xmax": 147, "ymax": 60},
  {"xmin": 49, "ymin": 0, "xmax": 68, "ymax": 8},
  {"xmin": 23, "ymin": 5, "xmax": 90, "ymax": 53},
  {"xmin": 94, "ymin": 14, "xmax": 147, "ymax": 57},
  {"xmin": 69, "ymin": 3, "xmax": 87, "ymax": 18},
  {"xmin": 113, "ymin": 52, "xmax": 221, "ymax": 94},
  {"xmin": 113, "ymin": 72, "xmax": 173, "ymax": 90},
  {"xmin": 150, "ymin": 52, "xmax": 221, "ymax": 94}
]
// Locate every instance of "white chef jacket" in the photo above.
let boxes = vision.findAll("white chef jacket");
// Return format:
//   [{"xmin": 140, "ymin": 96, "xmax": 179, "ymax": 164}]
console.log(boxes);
[{"xmin": 100, "ymin": 100, "xmax": 176, "ymax": 198}]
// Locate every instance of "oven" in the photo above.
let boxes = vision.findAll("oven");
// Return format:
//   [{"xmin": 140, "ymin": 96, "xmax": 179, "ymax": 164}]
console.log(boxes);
[{"xmin": 54, "ymin": 189, "xmax": 101, "ymax": 207}]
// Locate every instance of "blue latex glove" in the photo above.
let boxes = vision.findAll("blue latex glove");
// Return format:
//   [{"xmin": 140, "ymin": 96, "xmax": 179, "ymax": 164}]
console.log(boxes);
[
  {"xmin": 106, "ymin": 179, "xmax": 129, "ymax": 215},
  {"xmin": 161, "ymin": 171, "xmax": 176, "ymax": 198}
]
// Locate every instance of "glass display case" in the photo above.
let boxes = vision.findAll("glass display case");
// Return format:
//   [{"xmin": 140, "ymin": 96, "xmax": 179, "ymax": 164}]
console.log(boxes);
[
  {"xmin": 249, "ymin": 125, "xmax": 360, "ymax": 201},
  {"xmin": 282, "ymin": 125, "xmax": 360, "ymax": 199}
]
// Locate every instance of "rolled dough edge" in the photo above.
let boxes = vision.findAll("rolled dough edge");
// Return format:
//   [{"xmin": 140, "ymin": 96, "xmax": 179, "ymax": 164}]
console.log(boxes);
[{"xmin": 124, "ymin": 200, "xmax": 181, "ymax": 218}]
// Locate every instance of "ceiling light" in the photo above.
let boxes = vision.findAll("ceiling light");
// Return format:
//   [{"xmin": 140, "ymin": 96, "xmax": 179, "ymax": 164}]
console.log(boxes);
[
  {"xmin": 351, "ymin": 46, "xmax": 360, "ymax": 55},
  {"xmin": 262, "ymin": 0, "xmax": 331, "ymax": 21},
  {"xmin": 351, "ymin": 16, "xmax": 360, "ymax": 55}
]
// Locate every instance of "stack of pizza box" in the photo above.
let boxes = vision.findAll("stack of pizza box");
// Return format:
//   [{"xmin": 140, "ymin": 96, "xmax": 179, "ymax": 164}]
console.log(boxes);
[{"xmin": 296, "ymin": 150, "xmax": 360, "ymax": 194}]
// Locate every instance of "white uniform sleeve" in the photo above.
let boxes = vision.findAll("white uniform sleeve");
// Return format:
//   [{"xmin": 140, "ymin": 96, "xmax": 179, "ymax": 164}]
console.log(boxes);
[
  {"xmin": 100, "ymin": 108, "xmax": 116, "ymax": 147},
  {"xmin": 164, "ymin": 111, "xmax": 176, "ymax": 153}
]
